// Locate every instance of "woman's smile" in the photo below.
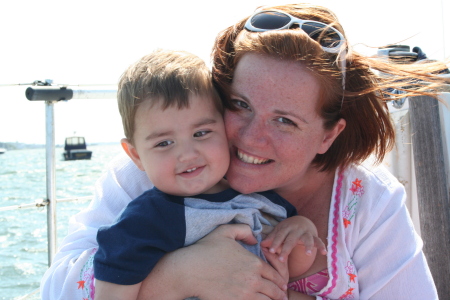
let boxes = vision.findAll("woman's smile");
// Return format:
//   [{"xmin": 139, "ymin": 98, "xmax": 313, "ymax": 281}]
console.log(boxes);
[{"xmin": 237, "ymin": 149, "xmax": 272, "ymax": 165}]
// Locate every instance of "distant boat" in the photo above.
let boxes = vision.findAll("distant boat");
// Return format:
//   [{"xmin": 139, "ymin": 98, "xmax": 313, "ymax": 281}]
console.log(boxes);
[
  {"xmin": 0, "ymin": 148, "xmax": 6, "ymax": 154},
  {"xmin": 62, "ymin": 136, "xmax": 92, "ymax": 160}
]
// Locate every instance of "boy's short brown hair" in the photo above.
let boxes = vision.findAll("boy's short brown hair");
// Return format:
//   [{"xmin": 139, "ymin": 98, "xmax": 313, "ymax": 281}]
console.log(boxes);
[{"xmin": 118, "ymin": 49, "xmax": 222, "ymax": 144}]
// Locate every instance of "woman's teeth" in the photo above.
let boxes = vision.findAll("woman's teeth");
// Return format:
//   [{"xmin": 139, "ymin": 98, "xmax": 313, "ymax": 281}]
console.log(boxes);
[{"xmin": 237, "ymin": 151, "xmax": 270, "ymax": 164}]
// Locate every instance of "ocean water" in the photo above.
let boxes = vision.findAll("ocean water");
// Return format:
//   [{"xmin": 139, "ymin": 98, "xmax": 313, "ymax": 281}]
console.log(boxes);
[{"xmin": 0, "ymin": 144, "xmax": 123, "ymax": 300}]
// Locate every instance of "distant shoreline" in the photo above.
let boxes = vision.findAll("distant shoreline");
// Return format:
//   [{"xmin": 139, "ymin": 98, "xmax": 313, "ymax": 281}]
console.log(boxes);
[{"xmin": 0, "ymin": 141, "xmax": 120, "ymax": 151}]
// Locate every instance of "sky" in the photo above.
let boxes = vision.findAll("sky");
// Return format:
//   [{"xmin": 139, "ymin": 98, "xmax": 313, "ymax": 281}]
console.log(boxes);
[{"xmin": 0, "ymin": 0, "xmax": 449, "ymax": 145}]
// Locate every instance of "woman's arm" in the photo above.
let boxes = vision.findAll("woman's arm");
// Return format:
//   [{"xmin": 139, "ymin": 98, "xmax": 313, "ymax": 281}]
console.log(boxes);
[
  {"xmin": 137, "ymin": 224, "xmax": 289, "ymax": 300},
  {"xmin": 40, "ymin": 154, "xmax": 151, "ymax": 299},
  {"xmin": 95, "ymin": 280, "xmax": 142, "ymax": 300}
]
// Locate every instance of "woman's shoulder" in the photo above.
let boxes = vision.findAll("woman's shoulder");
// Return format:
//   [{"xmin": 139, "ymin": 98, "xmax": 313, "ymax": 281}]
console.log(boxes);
[
  {"xmin": 339, "ymin": 161, "xmax": 408, "ymax": 222},
  {"xmin": 344, "ymin": 161, "xmax": 403, "ymax": 193},
  {"xmin": 338, "ymin": 162, "xmax": 406, "ymax": 214}
]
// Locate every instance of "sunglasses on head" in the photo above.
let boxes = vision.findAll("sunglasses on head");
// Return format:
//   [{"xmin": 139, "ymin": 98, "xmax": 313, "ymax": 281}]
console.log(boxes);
[
  {"xmin": 244, "ymin": 10, "xmax": 345, "ymax": 53},
  {"xmin": 244, "ymin": 9, "xmax": 347, "ymax": 110}
]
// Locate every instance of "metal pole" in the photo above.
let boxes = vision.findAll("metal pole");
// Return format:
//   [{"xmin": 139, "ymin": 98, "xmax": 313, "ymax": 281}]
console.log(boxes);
[
  {"xmin": 45, "ymin": 100, "xmax": 57, "ymax": 266},
  {"xmin": 26, "ymin": 84, "xmax": 118, "ymax": 267}
]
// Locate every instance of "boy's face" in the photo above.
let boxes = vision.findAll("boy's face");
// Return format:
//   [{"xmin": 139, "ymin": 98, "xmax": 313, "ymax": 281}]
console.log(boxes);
[{"xmin": 124, "ymin": 94, "xmax": 230, "ymax": 196}]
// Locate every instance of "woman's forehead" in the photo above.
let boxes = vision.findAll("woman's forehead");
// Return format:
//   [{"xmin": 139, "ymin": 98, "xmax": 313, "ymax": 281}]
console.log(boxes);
[{"xmin": 232, "ymin": 53, "xmax": 320, "ymax": 98}]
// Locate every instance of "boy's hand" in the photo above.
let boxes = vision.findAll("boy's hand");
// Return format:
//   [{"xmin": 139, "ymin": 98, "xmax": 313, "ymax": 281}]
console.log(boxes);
[{"xmin": 261, "ymin": 216, "xmax": 327, "ymax": 263}]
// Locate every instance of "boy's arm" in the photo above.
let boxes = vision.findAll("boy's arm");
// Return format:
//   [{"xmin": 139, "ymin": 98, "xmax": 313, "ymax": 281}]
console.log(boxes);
[
  {"xmin": 261, "ymin": 215, "xmax": 327, "ymax": 263},
  {"xmin": 262, "ymin": 215, "xmax": 327, "ymax": 280},
  {"xmin": 96, "ymin": 280, "xmax": 141, "ymax": 300}
]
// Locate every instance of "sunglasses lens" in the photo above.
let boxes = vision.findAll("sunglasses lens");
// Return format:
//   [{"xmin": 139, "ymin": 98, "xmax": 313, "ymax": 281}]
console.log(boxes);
[
  {"xmin": 251, "ymin": 11, "xmax": 291, "ymax": 30},
  {"xmin": 302, "ymin": 22, "xmax": 341, "ymax": 48}
]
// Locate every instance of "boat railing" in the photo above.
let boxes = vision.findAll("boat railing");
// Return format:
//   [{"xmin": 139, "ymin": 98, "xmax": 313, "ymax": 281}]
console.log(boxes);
[
  {"xmin": 2, "ymin": 196, "xmax": 93, "ymax": 299},
  {"xmin": 0, "ymin": 196, "xmax": 92, "ymax": 212},
  {"xmin": 24, "ymin": 81, "xmax": 117, "ymax": 266}
]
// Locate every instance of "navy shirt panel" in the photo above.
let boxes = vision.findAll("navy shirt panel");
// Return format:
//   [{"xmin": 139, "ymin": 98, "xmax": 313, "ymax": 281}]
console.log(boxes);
[{"xmin": 94, "ymin": 188, "xmax": 186, "ymax": 285}]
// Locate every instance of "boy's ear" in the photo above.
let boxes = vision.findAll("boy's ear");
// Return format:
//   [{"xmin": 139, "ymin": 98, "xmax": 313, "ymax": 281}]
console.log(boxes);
[{"xmin": 121, "ymin": 138, "xmax": 145, "ymax": 171}]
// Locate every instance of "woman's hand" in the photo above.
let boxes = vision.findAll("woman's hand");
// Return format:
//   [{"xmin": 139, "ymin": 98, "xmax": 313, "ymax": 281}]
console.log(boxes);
[{"xmin": 137, "ymin": 224, "xmax": 288, "ymax": 300}]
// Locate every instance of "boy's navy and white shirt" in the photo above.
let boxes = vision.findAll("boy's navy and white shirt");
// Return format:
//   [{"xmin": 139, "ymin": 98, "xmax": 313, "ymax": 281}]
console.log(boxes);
[{"xmin": 94, "ymin": 187, "xmax": 297, "ymax": 285}]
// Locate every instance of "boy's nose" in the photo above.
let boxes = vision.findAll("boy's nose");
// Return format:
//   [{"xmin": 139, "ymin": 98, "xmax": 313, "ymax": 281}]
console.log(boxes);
[{"xmin": 177, "ymin": 142, "xmax": 199, "ymax": 162}]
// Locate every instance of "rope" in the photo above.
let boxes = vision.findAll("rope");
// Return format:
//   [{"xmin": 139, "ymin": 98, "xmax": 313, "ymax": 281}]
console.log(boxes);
[{"xmin": 16, "ymin": 288, "xmax": 40, "ymax": 300}]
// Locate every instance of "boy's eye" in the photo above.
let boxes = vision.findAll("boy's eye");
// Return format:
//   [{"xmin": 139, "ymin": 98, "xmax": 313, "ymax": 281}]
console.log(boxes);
[
  {"xmin": 275, "ymin": 117, "xmax": 297, "ymax": 126},
  {"xmin": 155, "ymin": 140, "xmax": 173, "ymax": 147},
  {"xmin": 231, "ymin": 99, "xmax": 250, "ymax": 110},
  {"xmin": 193, "ymin": 130, "xmax": 210, "ymax": 138}
]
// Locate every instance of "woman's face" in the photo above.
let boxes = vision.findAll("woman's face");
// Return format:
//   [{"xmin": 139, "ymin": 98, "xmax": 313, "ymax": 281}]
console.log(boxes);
[{"xmin": 224, "ymin": 53, "xmax": 342, "ymax": 196}]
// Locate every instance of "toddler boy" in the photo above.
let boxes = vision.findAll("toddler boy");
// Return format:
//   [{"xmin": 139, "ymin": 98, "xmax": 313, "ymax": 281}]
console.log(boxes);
[{"xmin": 93, "ymin": 49, "xmax": 325, "ymax": 300}]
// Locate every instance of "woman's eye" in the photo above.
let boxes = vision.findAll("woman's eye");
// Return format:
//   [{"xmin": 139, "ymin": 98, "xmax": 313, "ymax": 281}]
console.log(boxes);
[
  {"xmin": 275, "ymin": 117, "xmax": 296, "ymax": 126},
  {"xmin": 155, "ymin": 140, "xmax": 173, "ymax": 147},
  {"xmin": 194, "ymin": 130, "xmax": 210, "ymax": 138},
  {"xmin": 231, "ymin": 99, "xmax": 250, "ymax": 110}
]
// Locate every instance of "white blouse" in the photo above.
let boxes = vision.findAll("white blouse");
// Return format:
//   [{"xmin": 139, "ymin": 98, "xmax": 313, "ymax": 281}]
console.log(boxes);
[{"xmin": 40, "ymin": 153, "xmax": 438, "ymax": 299}]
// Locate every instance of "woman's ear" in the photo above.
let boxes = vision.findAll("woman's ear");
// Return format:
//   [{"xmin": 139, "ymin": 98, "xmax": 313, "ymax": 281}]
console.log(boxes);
[
  {"xmin": 121, "ymin": 138, "xmax": 145, "ymax": 171},
  {"xmin": 318, "ymin": 118, "xmax": 346, "ymax": 154}
]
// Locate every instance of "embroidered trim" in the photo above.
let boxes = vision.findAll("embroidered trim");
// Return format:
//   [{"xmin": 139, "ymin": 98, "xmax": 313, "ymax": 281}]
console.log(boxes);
[
  {"xmin": 321, "ymin": 170, "xmax": 344, "ymax": 297},
  {"xmin": 338, "ymin": 260, "xmax": 357, "ymax": 299},
  {"xmin": 77, "ymin": 248, "xmax": 97, "ymax": 300},
  {"xmin": 343, "ymin": 178, "xmax": 363, "ymax": 229}
]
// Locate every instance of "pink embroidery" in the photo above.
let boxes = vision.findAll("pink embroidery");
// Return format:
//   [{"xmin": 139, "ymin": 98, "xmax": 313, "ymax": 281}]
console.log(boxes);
[
  {"xmin": 342, "ymin": 208, "xmax": 351, "ymax": 219},
  {"xmin": 321, "ymin": 170, "xmax": 344, "ymax": 297},
  {"xmin": 77, "ymin": 248, "xmax": 97, "ymax": 300},
  {"xmin": 288, "ymin": 269, "xmax": 329, "ymax": 294},
  {"xmin": 345, "ymin": 261, "xmax": 354, "ymax": 274},
  {"xmin": 343, "ymin": 178, "xmax": 362, "ymax": 229},
  {"xmin": 349, "ymin": 178, "xmax": 364, "ymax": 197},
  {"xmin": 337, "ymin": 260, "xmax": 358, "ymax": 299}
]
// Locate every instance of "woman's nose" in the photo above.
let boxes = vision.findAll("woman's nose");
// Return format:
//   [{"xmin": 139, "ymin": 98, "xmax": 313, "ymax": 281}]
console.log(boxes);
[{"xmin": 239, "ymin": 117, "xmax": 269, "ymax": 147}]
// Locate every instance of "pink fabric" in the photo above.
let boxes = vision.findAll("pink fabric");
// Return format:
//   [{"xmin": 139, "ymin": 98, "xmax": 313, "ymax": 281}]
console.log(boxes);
[
  {"xmin": 321, "ymin": 170, "xmax": 344, "ymax": 297},
  {"xmin": 288, "ymin": 268, "xmax": 330, "ymax": 294}
]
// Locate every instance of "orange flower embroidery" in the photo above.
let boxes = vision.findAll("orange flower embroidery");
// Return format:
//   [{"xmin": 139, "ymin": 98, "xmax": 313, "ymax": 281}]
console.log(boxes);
[
  {"xmin": 348, "ymin": 273, "xmax": 357, "ymax": 282},
  {"xmin": 340, "ymin": 287, "xmax": 355, "ymax": 299},
  {"xmin": 343, "ymin": 218, "xmax": 351, "ymax": 228},
  {"xmin": 77, "ymin": 280, "xmax": 85, "ymax": 289},
  {"xmin": 352, "ymin": 178, "xmax": 362, "ymax": 187}
]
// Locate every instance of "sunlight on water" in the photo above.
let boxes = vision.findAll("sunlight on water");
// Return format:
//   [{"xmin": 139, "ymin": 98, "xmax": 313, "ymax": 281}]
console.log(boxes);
[{"xmin": 0, "ymin": 144, "xmax": 122, "ymax": 300}]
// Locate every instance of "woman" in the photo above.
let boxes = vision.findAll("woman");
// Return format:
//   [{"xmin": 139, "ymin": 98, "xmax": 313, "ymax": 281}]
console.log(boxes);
[{"xmin": 41, "ymin": 3, "xmax": 445, "ymax": 300}]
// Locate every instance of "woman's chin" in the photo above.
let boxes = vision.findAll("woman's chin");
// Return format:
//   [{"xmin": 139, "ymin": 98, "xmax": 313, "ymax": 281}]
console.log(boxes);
[{"xmin": 226, "ymin": 165, "xmax": 268, "ymax": 194}]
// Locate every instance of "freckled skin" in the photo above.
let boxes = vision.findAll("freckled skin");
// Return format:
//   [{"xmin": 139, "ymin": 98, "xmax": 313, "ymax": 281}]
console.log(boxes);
[{"xmin": 225, "ymin": 53, "xmax": 339, "ymax": 198}]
